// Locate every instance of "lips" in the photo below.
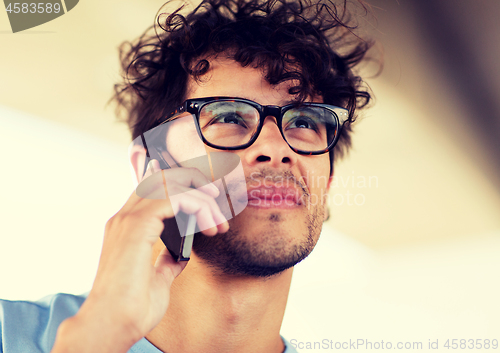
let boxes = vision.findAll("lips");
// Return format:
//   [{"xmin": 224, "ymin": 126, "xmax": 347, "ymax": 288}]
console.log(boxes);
[{"xmin": 247, "ymin": 187, "xmax": 302, "ymax": 208}]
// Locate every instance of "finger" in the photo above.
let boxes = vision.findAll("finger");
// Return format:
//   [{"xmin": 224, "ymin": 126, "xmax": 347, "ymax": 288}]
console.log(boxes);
[
  {"xmin": 126, "ymin": 181, "xmax": 225, "ymax": 237},
  {"xmin": 196, "ymin": 182, "xmax": 220, "ymax": 199},
  {"xmin": 169, "ymin": 187, "xmax": 228, "ymax": 231},
  {"xmin": 136, "ymin": 167, "xmax": 219, "ymax": 200},
  {"xmin": 135, "ymin": 161, "xmax": 168, "ymax": 199},
  {"xmin": 186, "ymin": 170, "xmax": 220, "ymax": 198},
  {"xmin": 216, "ymin": 218, "xmax": 229, "ymax": 234},
  {"xmin": 151, "ymin": 159, "xmax": 161, "ymax": 172},
  {"xmin": 170, "ymin": 194, "xmax": 219, "ymax": 235},
  {"xmin": 143, "ymin": 159, "xmax": 161, "ymax": 179},
  {"xmin": 164, "ymin": 168, "xmax": 219, "ymax": 198}
]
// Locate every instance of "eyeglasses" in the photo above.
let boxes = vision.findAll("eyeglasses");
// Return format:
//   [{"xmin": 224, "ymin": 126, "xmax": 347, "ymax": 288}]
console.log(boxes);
[{"xmin": 163, "ymin": 97, "xmax": 348, "ymax": 155}]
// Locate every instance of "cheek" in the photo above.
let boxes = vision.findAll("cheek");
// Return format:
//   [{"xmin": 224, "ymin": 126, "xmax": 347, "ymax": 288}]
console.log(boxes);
[
  {"xmin": 302, "ymin": 157, "xmax": 331, "ymax": 198},
  {"xmin": 165, "ymin": 116, "xmax": 207, "ymax": 163}
]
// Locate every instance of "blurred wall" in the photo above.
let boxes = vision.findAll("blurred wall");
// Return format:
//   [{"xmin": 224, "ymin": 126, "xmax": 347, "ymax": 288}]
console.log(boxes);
[{"xmin": 1, "ymin": 0, "xmax": 499, "ymax": 350}]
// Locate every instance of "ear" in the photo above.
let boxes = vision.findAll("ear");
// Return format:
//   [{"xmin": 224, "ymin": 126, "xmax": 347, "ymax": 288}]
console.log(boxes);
[
  {"xmin": 129, "ymin": 143, "xmax": 147, "ymax": 184},
  {"xmin": 326, "ymin": 173, "xmax": 333, "ymax": 191}
]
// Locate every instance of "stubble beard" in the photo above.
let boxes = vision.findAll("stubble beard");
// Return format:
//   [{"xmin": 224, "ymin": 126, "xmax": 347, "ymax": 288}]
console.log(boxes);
[{"xmin": 192, "ymin": 201, "xmax": 324, "ymax": 278}]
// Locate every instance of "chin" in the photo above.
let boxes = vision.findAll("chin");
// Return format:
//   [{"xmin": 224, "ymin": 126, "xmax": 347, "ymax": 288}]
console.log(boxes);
[{"xmin": 192, "ymin": 208, "xmax": 323, "ymax": 278}]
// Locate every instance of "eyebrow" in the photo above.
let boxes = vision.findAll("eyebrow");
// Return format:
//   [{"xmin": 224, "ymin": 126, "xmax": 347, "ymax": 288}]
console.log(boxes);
[{"xmin": 233, "ymin": 96, "xmax": 299, "ymax": 107}]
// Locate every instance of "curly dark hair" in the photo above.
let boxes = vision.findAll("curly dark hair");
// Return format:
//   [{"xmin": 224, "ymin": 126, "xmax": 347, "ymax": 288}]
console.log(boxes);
[{"xmin": 112, "ymin": 0, "xmax": 373, "ymax": 173}]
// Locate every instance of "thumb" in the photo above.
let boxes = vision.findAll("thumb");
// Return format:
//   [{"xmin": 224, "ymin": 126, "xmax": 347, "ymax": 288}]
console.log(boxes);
[{"xmin": 143, "ymin": 159, "xmax": 161, "ymax": 180}]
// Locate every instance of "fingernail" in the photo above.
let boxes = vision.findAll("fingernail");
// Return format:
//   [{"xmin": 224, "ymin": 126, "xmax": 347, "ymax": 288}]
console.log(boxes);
[
  {"xmin": 147, "ymin": 160, "xmax": 156, "ymax": 173},
  {"xmin": 209, "ymin": 183, "xmax": 219, "ymax": 193}
]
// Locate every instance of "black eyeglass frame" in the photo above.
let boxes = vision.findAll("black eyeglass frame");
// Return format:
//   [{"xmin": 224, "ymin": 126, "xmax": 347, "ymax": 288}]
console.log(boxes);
[{"xmin": 163, "ymin": 97, "xmax": 349, "ymax": 156}]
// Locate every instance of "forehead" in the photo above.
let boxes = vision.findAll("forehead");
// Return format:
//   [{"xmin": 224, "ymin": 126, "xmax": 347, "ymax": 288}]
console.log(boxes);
[{"xmin": 186, "ymin": 57, "xmax": 314, "ymax": 105}]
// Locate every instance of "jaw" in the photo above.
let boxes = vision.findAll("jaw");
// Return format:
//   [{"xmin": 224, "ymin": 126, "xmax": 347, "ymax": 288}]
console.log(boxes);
[{"xmin": 190, "ymin": 201, "xmax": 323, "ymax": 278}]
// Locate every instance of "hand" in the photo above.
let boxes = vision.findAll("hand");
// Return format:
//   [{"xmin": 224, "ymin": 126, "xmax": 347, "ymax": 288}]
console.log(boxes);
[{"xmin": 52, "ymin": 160, "xmax": 228, "ymax": 353}]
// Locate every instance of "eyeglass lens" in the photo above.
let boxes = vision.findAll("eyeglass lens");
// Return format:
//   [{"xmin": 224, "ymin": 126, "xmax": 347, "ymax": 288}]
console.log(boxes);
[{"xmin": 198, "ymin": 101, "xmax": 338, "ymax": 152}]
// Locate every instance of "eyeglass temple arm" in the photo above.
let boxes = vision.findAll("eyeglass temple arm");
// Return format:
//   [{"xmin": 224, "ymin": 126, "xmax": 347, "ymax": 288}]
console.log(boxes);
[
  {"xmin": 140, "ymin": 134, "xmax": 172, "ymax": 178},
  {"xmin": 167, "ymin": 101, "xmax": 191, "ymax": 119}
]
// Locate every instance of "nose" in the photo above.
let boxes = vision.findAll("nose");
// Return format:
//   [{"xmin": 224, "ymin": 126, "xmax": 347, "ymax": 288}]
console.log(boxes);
[{"xmin": 243, "ymin": 116, "xmax": 298, "ymax": 169}]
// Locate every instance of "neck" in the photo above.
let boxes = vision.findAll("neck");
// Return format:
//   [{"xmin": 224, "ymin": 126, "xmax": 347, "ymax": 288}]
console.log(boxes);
[{"xmin": 146, "ymin": 252, "xmax": 292, "ymax": 353}]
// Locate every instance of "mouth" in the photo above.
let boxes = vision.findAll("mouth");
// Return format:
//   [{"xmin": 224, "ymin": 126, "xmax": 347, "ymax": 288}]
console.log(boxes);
[{"xmin": 246, "ymin": 187, "xmax": 302, "ymax": 209}]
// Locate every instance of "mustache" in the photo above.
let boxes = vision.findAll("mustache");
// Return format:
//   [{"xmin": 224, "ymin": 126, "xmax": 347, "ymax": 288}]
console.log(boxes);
[{"xmin": 244, "ymin": 169, "xmax": 310, "ymax": 197}]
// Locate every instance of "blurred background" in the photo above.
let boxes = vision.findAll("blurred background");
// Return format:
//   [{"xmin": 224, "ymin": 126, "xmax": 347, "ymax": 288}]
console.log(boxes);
[{"xmin": 1, "ymin": 0, "xmax": 499, "ymax": 351}]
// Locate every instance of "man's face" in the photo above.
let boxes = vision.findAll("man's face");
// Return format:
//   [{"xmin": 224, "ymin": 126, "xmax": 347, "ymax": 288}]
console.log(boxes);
[{"xmin": 165, "ymin": 57, "xmax": 331, "ymax": 277}]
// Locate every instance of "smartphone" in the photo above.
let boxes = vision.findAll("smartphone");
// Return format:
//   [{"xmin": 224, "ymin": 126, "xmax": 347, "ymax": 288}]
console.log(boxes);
[
  {"xmin": 142, "ymin": 148, "xmax": 195, "ymax": 261},
  {"xmin": 140, "ymin": 147, "xmax": 245, "ymax": 262},
  {"xmin": 160, "ymin": 212, "xmax": 195, "ymax": 261}
]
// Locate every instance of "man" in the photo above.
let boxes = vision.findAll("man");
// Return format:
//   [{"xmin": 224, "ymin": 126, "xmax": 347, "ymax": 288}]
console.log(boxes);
[{"xmin": 0, "ymin": 0, "xmax": 371, "ymax": 352}]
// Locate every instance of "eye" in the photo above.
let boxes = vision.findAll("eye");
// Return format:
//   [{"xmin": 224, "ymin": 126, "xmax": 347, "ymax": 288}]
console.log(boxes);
[
  {"xmin": 285, "ymin": 116, "xmax": 318, "ymax": 131},
  {"xmin": 291, "ymin": 118, "xmax": 311, "ymax": 129},
  {"xmin": 213, "ymin": 112, "xmax": 247, "ymax": 126}
]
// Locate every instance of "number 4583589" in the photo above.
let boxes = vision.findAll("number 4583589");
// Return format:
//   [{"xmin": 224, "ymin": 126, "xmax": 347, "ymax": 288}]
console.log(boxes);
[
  {"xmin": 5, "ymin": 3, "xmax": 61, "ymax": 14},
  {"xmin": 443, "ymin": 339, "xmax": 498, "ymax": 349}
]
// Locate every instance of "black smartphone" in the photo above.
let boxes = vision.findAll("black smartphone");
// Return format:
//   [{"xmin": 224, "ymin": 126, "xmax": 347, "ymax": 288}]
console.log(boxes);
[
  {"xmin": 160, "ymin": 213, "xmax": 195, "ymax": 261},
  {"xmin": 140, "ymin": 147, "xmax": 243, "ymax": 262},
  {"xmin": 142, "ymin": 148, "xmax": 195, "ymax": 262}
]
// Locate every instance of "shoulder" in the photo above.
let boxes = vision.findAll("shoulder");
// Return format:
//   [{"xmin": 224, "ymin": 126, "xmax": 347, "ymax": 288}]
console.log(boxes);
[
  {"xmin": 0, "ymin": 292, "xmax": 87, "ymax": 353},
  {"xmin": 283, "ymin": 336, "xmax": 299, "ymax": 353}
]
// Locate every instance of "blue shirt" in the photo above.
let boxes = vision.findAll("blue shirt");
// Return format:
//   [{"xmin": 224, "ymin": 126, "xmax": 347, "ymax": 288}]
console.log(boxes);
[{"xmin": 0, "ymin": 293, "xmax": 297, "ymax": 353}]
